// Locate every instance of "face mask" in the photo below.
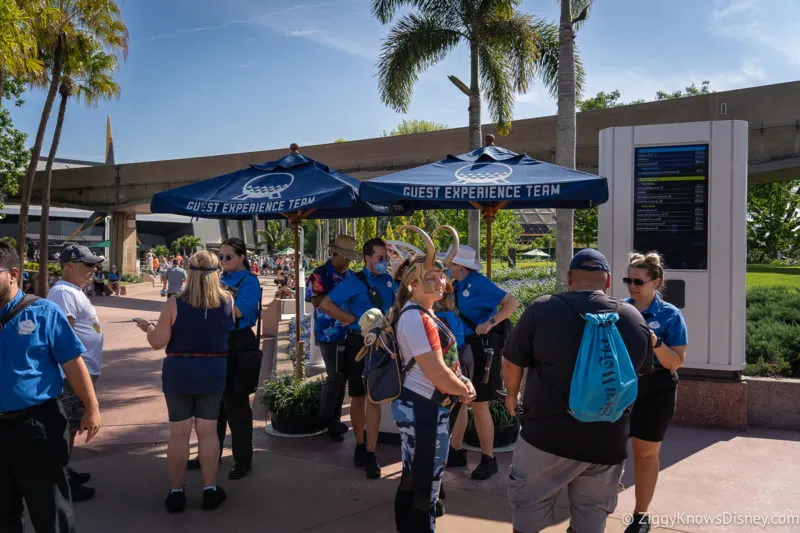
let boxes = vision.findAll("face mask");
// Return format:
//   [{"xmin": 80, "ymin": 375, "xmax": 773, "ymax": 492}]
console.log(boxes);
[{"xmin": 374, "ymin": 260, "xmax": 388, "ymax": 275}]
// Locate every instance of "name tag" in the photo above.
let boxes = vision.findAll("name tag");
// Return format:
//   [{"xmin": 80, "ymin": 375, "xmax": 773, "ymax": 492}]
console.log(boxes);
[
  {"xmin": 648, "ymin": 321, "xmax": 661, "ymax": 330},
  {"xmin": 18, "ymin": 320, "xmax": 36, "ymax": 335}
]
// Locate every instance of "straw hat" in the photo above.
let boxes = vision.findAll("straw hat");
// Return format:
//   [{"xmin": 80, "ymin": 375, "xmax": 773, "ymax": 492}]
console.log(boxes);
[
  {"xmin": 448, "ymin": 245, "xmax": 482, "ymax": 271},
  {"xmin": 328, "ymin": 234, "xmax": 362, "ymax": 261}
]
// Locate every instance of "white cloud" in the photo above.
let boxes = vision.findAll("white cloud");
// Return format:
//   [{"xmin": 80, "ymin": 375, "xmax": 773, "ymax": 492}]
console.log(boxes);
[
  {"xmin": 285, "ymin": 30, "xmax": 320, "ymax": 37},
  {"xmin": 711, "ymin": 0, "xmax": 761, "ymax": 21},
  {"xmin": 710, "ymin": 0, "xmax": 800, "ymax": 65}
]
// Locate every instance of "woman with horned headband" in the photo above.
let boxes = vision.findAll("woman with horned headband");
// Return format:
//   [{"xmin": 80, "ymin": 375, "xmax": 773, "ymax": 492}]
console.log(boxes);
[{"xmin": 389, "ymin": 225, "xmax": 477, "ymax": 533}]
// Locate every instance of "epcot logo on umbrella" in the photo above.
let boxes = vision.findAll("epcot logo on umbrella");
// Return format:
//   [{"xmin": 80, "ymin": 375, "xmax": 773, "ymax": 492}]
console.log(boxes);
[
  {"xmin": 452, "ymin": 162, "xmax": 513, "ymax": 184},
  {"xmin": 234, "ymin": 172, "xmax": 295, "ymax": 200}
]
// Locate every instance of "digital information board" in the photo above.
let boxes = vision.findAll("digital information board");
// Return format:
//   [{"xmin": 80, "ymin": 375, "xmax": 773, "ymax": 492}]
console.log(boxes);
[{"xmin": 633, "ymin": 144, "xmax": 709, "ymax": 270}]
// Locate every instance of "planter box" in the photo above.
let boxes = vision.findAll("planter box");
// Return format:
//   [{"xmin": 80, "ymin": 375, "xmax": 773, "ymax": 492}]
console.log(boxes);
[
  {"xmin": 120, "ymin": 283, "xmax": 157, "ymax": 296},
  {"xmin": 464, "ymin": 421, "xmax": 520, "ymax": 449},
  {"xmin": 270, "ymin": 412, "xmax": 321, "ymax": 435}
]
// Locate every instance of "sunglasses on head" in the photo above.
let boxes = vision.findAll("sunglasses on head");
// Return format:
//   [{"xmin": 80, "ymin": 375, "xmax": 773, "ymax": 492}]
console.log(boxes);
[{"xmin": 622, "ymin": 277, "xmax": 649, "ymax": 286}]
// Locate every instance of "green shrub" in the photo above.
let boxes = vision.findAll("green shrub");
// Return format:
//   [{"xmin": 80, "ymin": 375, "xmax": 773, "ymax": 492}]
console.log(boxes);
[
  {"xmin": 23, "ymin": 262, "xmax": 62, "ymax": 275},
  {"xmin": 121, "ymin": 274, "xmax": 143, "ymax": 283},
  {"xmin": 259, "ymin": 376, "xmax": 323, "ymax": 417},
  {"xmin": 745, "ymin": 286, "xmax": 800, "ymax": 377},
  {"xmin": 466, "ymin": 398, "xmax": 519, "ymax": 430}
]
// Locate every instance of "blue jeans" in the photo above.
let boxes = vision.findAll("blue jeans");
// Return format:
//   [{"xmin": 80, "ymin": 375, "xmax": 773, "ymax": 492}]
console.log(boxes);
[{"xmin": 392, "ymin": 388, "xmax": 451, "ymax": 533}]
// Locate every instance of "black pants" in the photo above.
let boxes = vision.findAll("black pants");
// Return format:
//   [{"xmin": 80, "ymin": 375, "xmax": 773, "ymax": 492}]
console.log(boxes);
[
  {"xmin": 0, "ymin": 399, "xmax": 75, "ymax": 533},
  {"xmin": 216, "ymin": 328, "xmax": 259, "ymax": 466},
  {"xmin": 318, "ymin": 342, "xmax": 346, "ymax": 428}
]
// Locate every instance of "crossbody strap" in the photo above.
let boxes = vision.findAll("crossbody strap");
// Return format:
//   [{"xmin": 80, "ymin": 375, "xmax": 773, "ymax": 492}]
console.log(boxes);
[
  {"xmin": 356, "ymin": 270, "xmax": 384, "ymax": 309},
  {"xmin": 0, "ymin": 294, "xmax": 41, "ymax": 331}
]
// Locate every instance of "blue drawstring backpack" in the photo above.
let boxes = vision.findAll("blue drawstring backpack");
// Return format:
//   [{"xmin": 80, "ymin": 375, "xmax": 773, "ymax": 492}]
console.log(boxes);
[{"xmin": 554, "ymin": 296, "xmax": 638, "ymax": 423}]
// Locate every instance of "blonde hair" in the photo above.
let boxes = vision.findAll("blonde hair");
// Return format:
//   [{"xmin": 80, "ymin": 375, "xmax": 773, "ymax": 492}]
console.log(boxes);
[
  {"xmin": 179, "ymin": 250, "xmax": 231, "ymax": 310},
  {"xmin": 628, "ymin": 251, "xmax": 665, "ymax": 290},
  {"xmin": 433, "ymin": 291, "xmax": 456, "ymax": 313}
]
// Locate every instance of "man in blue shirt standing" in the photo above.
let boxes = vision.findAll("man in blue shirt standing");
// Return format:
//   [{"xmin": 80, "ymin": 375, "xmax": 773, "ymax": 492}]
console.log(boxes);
[
  {"xmin": 320, "ymin": 238, "xmax": 395, "ymax": 479},
  {"xmin": 305, "ymin": 235, "xmax": 360, "ymax": 442},
  {"xmin": 0, "ymin": 242, "xmax": 101, "ymax": 533}
]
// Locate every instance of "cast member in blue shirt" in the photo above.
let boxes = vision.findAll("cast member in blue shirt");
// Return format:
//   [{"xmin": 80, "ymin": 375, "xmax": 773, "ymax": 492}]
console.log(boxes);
[
  {"xmin": 306, "ymin": 234, "xmax": 360, "ymax": 442},
  {"xmin": 188, "ymin": 238, "xmax": 263, "ymax": 481},
  {"xmin": 0, "ymin": 242, "xmax": 101, "ymax": 533},
  {"xmin": 621, "ymin": 252, "xmax": 688, "ymax": 533},
  {"xmin": 446, "ymin": 245, "xmax": 519, "ymax": 481},
  {"xmin": 320, "ymin": 237, "xmax": 396, "ymax": 479}
]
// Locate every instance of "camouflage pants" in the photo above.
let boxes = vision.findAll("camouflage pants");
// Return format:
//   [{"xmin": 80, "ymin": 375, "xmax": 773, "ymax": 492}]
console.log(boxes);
[{"xmin": 392, "ymin": 389, "xmax": 451, "ymax": 533}]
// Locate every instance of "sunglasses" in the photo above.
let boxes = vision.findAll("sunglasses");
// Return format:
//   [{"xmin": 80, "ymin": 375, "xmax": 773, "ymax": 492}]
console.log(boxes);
[
  {"xmin": 622, "ymin": 277, "xmax": 649, "ymax": 287},
  {"xmin": 218, "ymin": 254, "xmax": 237, "ymax": 262}
]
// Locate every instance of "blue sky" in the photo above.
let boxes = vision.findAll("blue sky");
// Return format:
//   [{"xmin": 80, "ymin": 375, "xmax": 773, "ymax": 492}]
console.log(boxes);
[{"xmin": 8, "ymin": 0, "xmax": 800, "ymax": 163}]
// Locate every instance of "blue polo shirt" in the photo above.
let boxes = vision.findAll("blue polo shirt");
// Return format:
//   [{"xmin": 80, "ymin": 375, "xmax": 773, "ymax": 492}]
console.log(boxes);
[
  {"xmin": 328, "ymin": 268, "xmax": 396, "ymax": 332},
  {"xmin": 221, "ymin": 269, "xmax": 261, "ymax": 330},
  {"xmin": 1, "ymin": 290, "xmax": 85, "ymax": 412},
  {"xmin": 623, "ymin": 295, "xmax": 688, "ymax": 368},
  {"xmin": 454, "ymin": 270, "xmax": 507, "ymax": 336}
]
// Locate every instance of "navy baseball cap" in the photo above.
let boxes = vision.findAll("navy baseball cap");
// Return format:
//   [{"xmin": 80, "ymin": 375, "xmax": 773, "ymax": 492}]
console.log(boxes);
[
  {"xmin": 60, "ymin": 244, "xmax": 104, "ymax": 264},
  {"xmin": 569, "ymin": 249, "xmax": 610, "ymax": 272}
]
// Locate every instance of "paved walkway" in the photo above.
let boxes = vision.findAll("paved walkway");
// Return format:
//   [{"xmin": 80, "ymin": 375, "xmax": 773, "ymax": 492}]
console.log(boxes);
[{"xmin": 38, "ymin": 280, "xmax": 800, "ymax": 532}]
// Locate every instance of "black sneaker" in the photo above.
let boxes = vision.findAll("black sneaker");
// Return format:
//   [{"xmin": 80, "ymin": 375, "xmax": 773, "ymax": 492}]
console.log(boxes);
[
  {"xmin": 202, "ymin": 486, "xmax": 227, "ymax": 511},
  {"xmin": 69, "ymin": 481, "xmax": 96, "ymax": 502},
  {"xmin": 353, "ymin": 443, "xmax": 367, "ymax": 468},
  {"xmin": 331, "ymin": 421, "xmax": 348, "ymax": 434},
  {"xmin": 624, "ymin": 513, "xmax": 651, "ymax": 533},
  {"xmin": 327, "ymin": 425, "xmax": 344, "ymax": 442},
  {"xmin": 164, "ymin": 490, "xmax": 186, "ymax": 513},
  {"xmin": 67, "ymin": 467, "xmax": 91, "ymax": 485},
  {"xmin": 364, "ymin": 452, "xmax": 381, "ymax": 479},
  {"xmin": 228, "ymin": 463, "xmax": 252, "ymax": 480},
  {"xmin": 446, "ymin": 447, "xmax": 467, "ymax": 467},
  {"xmin": 470, "ymin": 454, "xmax": 498, "ymax": 480}
]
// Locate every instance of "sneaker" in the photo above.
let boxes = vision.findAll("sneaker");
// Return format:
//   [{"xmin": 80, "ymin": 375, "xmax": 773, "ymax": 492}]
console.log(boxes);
[
  {"xmin": 69, "ymin": 481, "xmax": 96, "ymax": 502},
  {"xmin": 624, "ymin": 513, "xmax": 651, "ymax": 533},
  {"xmin": 331, "ymin": 421, "xmax": 348, "ymax": 434},
  {"xmin": 67, "ymin": 467, "xmax": 91, "ymax": 485},
  {"xmin": 364, "ymin": 452, "xmax": 381, "ymax": 479},
  {"xmin": 470, "ymin": 454, "xmax": 498, "ymax": 480},
  {"xmin": 327, "ymin": 425, "xmax": 344, "ymax": 442},
  {"xmin": 446, "ymin": 447, "xmax": 467, "ymax": 467},
  {"xmin": 228, "ymin": 463, "xmax": 252, "ymax": 480},
  {"xmin": 202, "ymin": 486, "xmax": 227, "ymax": 511},
  {"xmin": 353, "ymin": 443, "xmax": 367, "ymax": 468},
  {"xmin": 164, "ymin": 490, "xmax": 186, "ymax": 513}
]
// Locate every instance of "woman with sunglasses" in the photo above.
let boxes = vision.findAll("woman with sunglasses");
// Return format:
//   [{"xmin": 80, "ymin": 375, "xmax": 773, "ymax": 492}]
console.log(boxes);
[
  {"xmin": 621, "ymin": 252, "xmax": 688, "ymax": 533},
  {"xmin": 187, "ymin": 238, "xmax": 263, "ymax": 480}
]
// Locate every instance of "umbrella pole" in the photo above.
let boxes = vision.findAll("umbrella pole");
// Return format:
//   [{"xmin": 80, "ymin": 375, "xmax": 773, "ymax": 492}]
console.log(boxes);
[
  {"xmin": 486, "ymin": 213, "xmax": 493, "ymax": 279},
  {"xmin": 293, "ymin": 220, "xmax": 305, "ymax": 380}
]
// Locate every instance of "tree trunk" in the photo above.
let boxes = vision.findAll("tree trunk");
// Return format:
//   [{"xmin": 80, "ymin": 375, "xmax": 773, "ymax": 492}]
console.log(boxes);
[
  {"xmin": 555, "ymin": 1, "xmax": 577, "ymax": 290},
  {"xmin": 17, "ymin": 35, "xmax": 65, "ymax": 262},
  {"xmin": 38, "ymin": 88, "xmax": 69, "ymax": 296},
  {"xmin": 467, "ymin": 40, "xmax": 482, "ymax": 252}
]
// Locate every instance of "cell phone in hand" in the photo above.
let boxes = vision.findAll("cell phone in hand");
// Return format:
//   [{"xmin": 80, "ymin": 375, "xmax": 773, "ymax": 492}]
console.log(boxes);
[{"xmin": 132, "ymin": 317, "xmax": 144, "ymax": 323}]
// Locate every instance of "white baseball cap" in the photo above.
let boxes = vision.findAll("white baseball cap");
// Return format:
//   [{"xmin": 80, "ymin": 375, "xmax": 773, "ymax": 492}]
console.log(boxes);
[{"xmin": 446, "ymin": 245, "xmax": 482, "ymax": 271}]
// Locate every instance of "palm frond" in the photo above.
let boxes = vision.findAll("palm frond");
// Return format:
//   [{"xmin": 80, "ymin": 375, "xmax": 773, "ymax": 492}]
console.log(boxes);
[
  {"xmin": 371, "ymin": 0, "xmax": 458, "ymax": 24},
  {"xmin": 570, "ymin": 0, "xmax": 592, "ymax": 31},
  {"xmin": 478, "ymin": 45, "xmax": 514, "ymax": 135},
  {"xmin": 476, "ymin": 0, "xmax": 519, "ymax": 21},
  {"xmin": 481, "ymin": 14, "xmax": 557, "ymax": 94},
  {"xmin": 527, "ymin": 21, "xmax": 559, "ymax": 99},
  {"xmin": 376, "ymin": 12, "xmax": 462, "ymax": 113}
]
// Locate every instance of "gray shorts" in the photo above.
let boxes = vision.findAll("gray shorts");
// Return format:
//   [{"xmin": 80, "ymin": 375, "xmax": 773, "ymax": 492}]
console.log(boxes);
[
  {"xmin": 508, "ymin": 438, "xmax": 623, "ymax": 533},
  {"xmin": 164, "ymin": 393, "xmax": 223, "ymax": 422},
  {"xmin": 62, "ymin": 375, "xmax": 99, "ymax": 433}
]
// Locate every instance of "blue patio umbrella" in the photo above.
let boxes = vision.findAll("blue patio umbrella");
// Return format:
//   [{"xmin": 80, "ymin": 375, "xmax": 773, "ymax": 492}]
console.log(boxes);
[
  {"xmin": 360, "ymin": 145, "xmax": 609, "ymax": 276},
  {"xmin": 151, "ymin": 152, "xmax": 408, "ymax": 379}
]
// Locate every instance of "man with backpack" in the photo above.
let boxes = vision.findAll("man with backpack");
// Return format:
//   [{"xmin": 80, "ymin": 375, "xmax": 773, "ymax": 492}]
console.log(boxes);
[
  {"xmin": 502, "ymin": 249, "xmax": 653, "ymax": 533},
  {"xmin": 319, "ymin": 238, "xmax": 396, "ymax": 480}
]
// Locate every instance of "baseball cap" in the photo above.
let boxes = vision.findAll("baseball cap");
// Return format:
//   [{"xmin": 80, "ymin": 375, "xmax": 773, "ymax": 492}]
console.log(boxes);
[
  {"xmin": 59, "ymin": 244, "xmax": 104, "ymax": 264},
  {"xmin": 569, "ymin": 249, "xmax": 610, "ymax": 272}
]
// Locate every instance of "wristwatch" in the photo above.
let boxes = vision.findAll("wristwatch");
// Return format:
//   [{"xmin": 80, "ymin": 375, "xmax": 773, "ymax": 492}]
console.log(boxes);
[{"xmin": 654, "ymin": 337, "xmax": 663, "ymax": 349}]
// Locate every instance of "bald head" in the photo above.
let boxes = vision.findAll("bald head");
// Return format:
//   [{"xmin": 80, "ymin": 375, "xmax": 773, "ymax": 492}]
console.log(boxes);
[{"xmin": 568, "ymin": 269, "xmax": 610, "ymax": 292}]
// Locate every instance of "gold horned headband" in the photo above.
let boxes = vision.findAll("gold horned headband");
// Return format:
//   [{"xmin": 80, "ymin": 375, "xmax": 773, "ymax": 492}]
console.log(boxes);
[{"xmin": 396, "ymin": 225, "xmax": 459, "ymax": 292}]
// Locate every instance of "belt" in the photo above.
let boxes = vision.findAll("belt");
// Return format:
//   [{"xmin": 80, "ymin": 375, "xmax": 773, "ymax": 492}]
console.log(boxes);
[
  {"xmin": 0, "ymin": 400, "xmax": 52, "ymax": 421},
  {"xmin": 166, "ymin": 352, "xmax": 228, "ymax": 358}
]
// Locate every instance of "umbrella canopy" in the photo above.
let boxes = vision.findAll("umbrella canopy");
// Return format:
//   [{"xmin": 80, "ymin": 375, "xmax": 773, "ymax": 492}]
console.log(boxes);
[
  {"xmin": 150, "ymin": 153, "xmax": 407, "ymax": 220},
  {"xmin": 521, "ymin": 249, "xmax": 550, "ymax": 258},
  {"xmin": 359, "ymin": 145, "xmax": 608, "ymax": 210},
  {"xmin": 275, "ymin": 247, "xmax": 295, "ymax": 256}
]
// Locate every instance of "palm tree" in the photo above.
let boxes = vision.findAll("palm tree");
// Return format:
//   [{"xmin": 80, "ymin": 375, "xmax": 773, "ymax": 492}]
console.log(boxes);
[
  {"xmin": 16, "ymin": 0, "xmax": 128, "ymax": 263},
  {"xmin": 372, "ymin": 0, "xmax": 566, "ymax": 251},
  {"xmin": 554, "ymin": 0, "xmax": 591, "ymax": 288},
  {"xmin": 38, "ymin": 35, "xmax": 120, "ymax": 295},
  {"xmin": 0, "ymin": 0, "xmax": 42, "ymax": 107}
]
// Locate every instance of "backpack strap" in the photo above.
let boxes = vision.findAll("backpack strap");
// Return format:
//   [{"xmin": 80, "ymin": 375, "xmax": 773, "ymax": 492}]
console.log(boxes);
[
  {"xmin": 356, "ymin": 270, "xmax": 384, "ymax": 310},
  {"xmin": 0, "ymin": 294, "xmax": 41, "ymax": 331}
]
